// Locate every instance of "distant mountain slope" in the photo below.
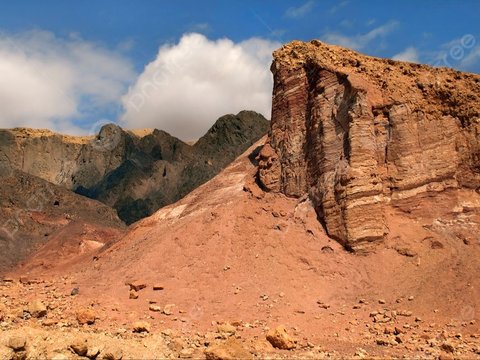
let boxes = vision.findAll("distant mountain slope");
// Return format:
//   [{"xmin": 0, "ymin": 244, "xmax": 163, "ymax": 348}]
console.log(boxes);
[
  {"xmin": 0, "ymin": 110, "xmax": 269, "ymax": 224},
  {"xmin": 0, "ymin": 167, "xmax": 125, "ymax": 274}
]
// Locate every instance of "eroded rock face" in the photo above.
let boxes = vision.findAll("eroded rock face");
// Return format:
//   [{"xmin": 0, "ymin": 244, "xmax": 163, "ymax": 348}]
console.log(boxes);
[{"xmin": 259, "ymin": 40, "xmax": 480, "ymax": 251}]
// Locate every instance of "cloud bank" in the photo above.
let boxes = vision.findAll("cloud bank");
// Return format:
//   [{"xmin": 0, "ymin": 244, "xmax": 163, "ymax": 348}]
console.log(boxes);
[
  {"xmin": 0, "ymin": 30, "xmax": 135, "ymax": 133},
  {"xmin": 121, "ymin": 33, "xmax": 279, "ymax": 140}
]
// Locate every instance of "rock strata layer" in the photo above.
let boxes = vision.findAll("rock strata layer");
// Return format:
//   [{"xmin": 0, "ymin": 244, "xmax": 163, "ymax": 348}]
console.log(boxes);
[{"xmin": 259, "ymin": 40, "xmax": 480, "ymax": 251}]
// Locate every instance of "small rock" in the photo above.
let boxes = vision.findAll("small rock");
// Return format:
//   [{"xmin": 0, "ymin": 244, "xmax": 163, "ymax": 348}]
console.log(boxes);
[
  {"xmin": 395, "ymin": 247, "xmax": 417, "ymax": 257},
  {"xmin": 266, "ymin": 325, "xmax": 296, "ymax": 350},
  {"xmin": 152, "ymin": 285, "xmax": 164, "ymax": 291},
  {"xmin": 205, "ymin": 339, "xmax": 252, "ymax": 360},
  {"xmin": 440, "ymin": 342, "xmax": 455, "ymax": 353},
  {"xmin": 431, "ymin": 240, "xmax": 444, "ymax": 249},
  {"xmin": 317, "ymin": 301, "xmax": 330, "ymax": 309},
  {"xmin": 179, "ymin": 348, "xmax": 195, "ymax": 358},
  {"xmin": 126, "ymin": 280, "xmax": 146, "ymax": 292},
  {"xmin": 397, "ymin": 310, "xmax": 413, "ymax": 317},
  {"xmin": 76, "ymin": 309, "xmax": 96, "ymax": 325},
  {"xmin": 217, "ymin": 323, "xmax": 236, "ymax": 337},
  {"xmin": 87, "ymin": 347, "xmax": 100, "ymax": 359},
  {"xmin": 70, "ymin": 287, "xmax": 79, "ymax": 296},
  {"xmin": 102, "ymin": 347, "xmax": 123, "ymax": 360},
  {"xmin": 133, "ymin": 321, "xmax": 150, "ymax": 333},
  {"xmin": 149, "ymin": 305, "xmax": 162, "ymax": 312},
  {"xmin": 163, "ymin": 304, "xmax": 175, "ymax": 316},
  {"xmin": 28, "ymin": 300, "xmax": 47, "ymax": 318},
  {"xmin": 378, "ymin": 299, "xmax": 386, "ymax": 304},
  {"xmin": 8, "ymin": 336, "xmax": 26, "ymax": 351},
  {"xmin": 373, "ymin": 314, "xmax": 391, "ymax": 323},
  {"xmin": 129, "ymin": 290, "xmax": 139, "ymax": 299},
  {"xmin": 243, "ymin": 182, "xmax": 264, "ymax": 199},
  {"xmin": 0, "ymin": 303, "xmax": 6, "ymax": 321},
  {"xmin": 321, "ymin": 246, "xmax": 334, "ymax": 253},
  {"xmin": 42, "ymin": 319, "xmax": 57, "ymax": 327},
  {"xmin": 70, "ymin": 341, "xmax": 88, "ymax": 356},
  {"xmin": 168, "ymin": 338, "xmax": 185, "ymax": 352},
  {"xmin": 376, "ymin": 338, "xmax": 389, "ymax": 346},
  {"xmin": 19, "ymin": 277, "xmax": 33, "ymax": 285},
  {"xmin": 408, "ymin": 296, "xmax": 414, "ymax": 301},
  {"xmin": 354, "ymin": 348, "xmax": 368, "ymax": 358}
]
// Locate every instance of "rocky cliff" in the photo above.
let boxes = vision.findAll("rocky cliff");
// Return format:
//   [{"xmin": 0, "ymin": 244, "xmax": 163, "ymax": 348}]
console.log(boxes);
[
  {"xmin": 259, "ymin": 40, "xmax": 480, "ymax": 252},
  {"xmin": 0, "ymin": 126, "xmax": 133, "ymax": 190},
  {"xmin": 1, "ymin": 111, "xmax": 269, "ymax": 224}
]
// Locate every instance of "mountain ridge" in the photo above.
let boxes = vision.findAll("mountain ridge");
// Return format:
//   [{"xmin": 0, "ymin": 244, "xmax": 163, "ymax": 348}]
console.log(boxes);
[{"xmin": 1, "ymin": 110, "xmax": 270, "ymax": 223}]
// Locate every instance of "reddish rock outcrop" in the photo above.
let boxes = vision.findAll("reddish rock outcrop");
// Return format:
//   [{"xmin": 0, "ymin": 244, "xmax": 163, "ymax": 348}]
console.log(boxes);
[{"xmin": 259, "ymin": 40, "xmax": 480, "ymax": 251}]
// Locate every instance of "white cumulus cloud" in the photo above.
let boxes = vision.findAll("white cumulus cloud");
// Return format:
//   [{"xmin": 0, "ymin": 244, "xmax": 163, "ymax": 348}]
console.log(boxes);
[
  {"xmin": 0, "ymin": 30, "xmax": 135, "ymax": 133},
  {"xmin": 393, "ymin": 47, "xmax": 420, "ymax": 63},
  {"xmin": 121, "ymin": 33, "xmax": 279, "ymax": 140}
]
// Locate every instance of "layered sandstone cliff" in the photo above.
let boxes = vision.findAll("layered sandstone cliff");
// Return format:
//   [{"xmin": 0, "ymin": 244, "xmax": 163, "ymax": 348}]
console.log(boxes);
[{"xmin": 259, "ymin": 40, "xmax": 480, "ymax": 251}]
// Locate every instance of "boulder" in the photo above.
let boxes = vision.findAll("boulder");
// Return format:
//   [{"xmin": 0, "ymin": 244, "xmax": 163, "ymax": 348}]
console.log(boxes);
[
  {"xmin": 266, "ymin": 325, "xmax": 296, "ymax": 350},
  {"xmin": 76, "ymin": 309, "xmax": 96, "ymax": 325},
  {"xmin": 70, "ymin": 340, "xmax": 88, "ymax": 356},
  {"xmin": 8, "ymin": 336, "xmax": 26, "ymax": 351},
  {"xmin": 28, "ymin": 300, "xmax": 47, "ymax": 318}
]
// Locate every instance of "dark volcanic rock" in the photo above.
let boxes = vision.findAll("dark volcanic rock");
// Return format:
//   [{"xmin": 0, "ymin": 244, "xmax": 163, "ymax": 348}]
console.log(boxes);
[{"xmin": 80, "ymin": 111, "xmax": 268, "ymax": 224}]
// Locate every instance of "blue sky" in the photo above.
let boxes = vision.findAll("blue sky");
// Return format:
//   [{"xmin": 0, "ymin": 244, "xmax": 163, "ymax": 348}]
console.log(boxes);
[{"xmin": 0, "ymin": 0, "xmax": 479, "ymax": 138}]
